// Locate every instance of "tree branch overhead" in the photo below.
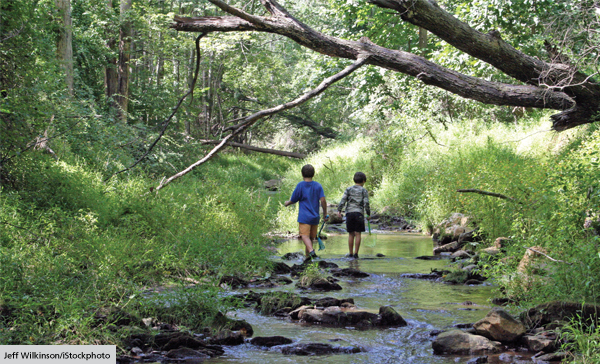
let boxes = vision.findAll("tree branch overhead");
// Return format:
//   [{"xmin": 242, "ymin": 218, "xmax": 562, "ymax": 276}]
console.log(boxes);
[{"xmin": 171, "ymin": 0, "xmax": 600, "ymax": 131}]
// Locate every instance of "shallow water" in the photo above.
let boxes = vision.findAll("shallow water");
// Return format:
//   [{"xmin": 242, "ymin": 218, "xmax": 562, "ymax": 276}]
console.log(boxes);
[{"xmin": 211, "ymin": 233, "xmax": 527, "ymax": 364}]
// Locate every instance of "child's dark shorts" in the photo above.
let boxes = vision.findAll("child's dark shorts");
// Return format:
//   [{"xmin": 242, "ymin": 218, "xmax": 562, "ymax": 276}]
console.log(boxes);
[{"xmin": 346, "ymin": 212, "xmax": 365, "ymax": 233}]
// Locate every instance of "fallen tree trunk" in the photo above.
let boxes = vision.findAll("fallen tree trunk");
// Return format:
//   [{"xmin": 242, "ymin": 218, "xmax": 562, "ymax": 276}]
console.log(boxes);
[
  {"xmin": 199, "ymin": 139, "xmax": 306, "ymax": 158},
  {"xmin": 170, "ymin": 0, "xmax": 600, "ymax": 131}
]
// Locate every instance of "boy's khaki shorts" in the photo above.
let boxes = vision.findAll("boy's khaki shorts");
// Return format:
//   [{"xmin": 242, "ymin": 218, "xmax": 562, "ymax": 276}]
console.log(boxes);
[{"xmin": 299, "ymin": 223, "xmax": 318, "ymax": 239}]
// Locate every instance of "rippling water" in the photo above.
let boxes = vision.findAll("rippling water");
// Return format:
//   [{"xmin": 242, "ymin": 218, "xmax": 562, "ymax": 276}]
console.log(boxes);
[{"xmin": 210, "ymin": 232, "xmax": 519, "ymax": 364}]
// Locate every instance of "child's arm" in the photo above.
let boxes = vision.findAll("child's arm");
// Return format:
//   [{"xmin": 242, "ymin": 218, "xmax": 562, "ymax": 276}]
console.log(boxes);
[
  {"xmin": 337, "ymin": 188, "xmax": 349, "ymax": 216},
  {"xmin": 285, "ymin": 184, "xmax": 301, "ymax": 206},
  {"xmin": 320, "ymin": 197, "xmax": 328, "ymax": 220},
  {"xmin": 364, "ymin": 188, "xmax": 371, "ymax": 218}
]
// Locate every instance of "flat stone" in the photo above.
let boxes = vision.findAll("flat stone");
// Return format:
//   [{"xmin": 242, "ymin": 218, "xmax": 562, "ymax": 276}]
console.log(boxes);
[
  {"xmin": 165, "ymin": 348, "xmax": 210, "ymax": 359},
  {"xmin": 281, "ymin": 343, "xmax": 361, "ymax": 355},
  {"xmin": 474, "ymin": 307, "xmax": 526, "ymax": 342},
  {"xmin": 250, "ymin": 336, "xmax": 293, "ymax": 347},
  {"xmin": 330, "ymin": 268, "xmax": 370, "ymax": 278},
  {"xmin": 432, "ymin": 330, "xmax": 502, "ymax": 355}
]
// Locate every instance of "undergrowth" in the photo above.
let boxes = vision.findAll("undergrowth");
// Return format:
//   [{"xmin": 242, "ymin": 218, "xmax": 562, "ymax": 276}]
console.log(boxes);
[{"xmin": 0, "ymin": 148, "xmax": 289, "ymax": 346}]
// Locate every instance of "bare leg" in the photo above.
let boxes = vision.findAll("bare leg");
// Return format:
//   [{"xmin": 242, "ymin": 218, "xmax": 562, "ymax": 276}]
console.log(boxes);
[
  {"xmin": 302, "ymin": 235, "xmax": 314, "ymax": 255},
  {"xmin": 348, "ymin": 232, "xmax": 355, "ymax": 255},
  {"xmin": 354, "ymin": 232, "xmax": 362, "ymax": 255}
]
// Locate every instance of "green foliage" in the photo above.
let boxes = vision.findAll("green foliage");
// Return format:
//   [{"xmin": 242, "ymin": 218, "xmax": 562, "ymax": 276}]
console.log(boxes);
[
  {"xmin": 442, "ymin": 269, "xmax": 468, "ymax": 284},
  {"xmin": 369, "ymin": 111, "xmax": 600, "ymax": 305},
  {"xmin": 372, "ymin": 116, "xmax": 553, "ymax": 231},
  {"xmin": 560, "ymin": 315, "xmax": 600, "ymax": 364},
  {"xmin": 133, "ymin": 286, "xmax": 229, "ymax": 331},
  {"xmin": 0, "ymin": 148, "xmax": 287, "ymax": 345}
]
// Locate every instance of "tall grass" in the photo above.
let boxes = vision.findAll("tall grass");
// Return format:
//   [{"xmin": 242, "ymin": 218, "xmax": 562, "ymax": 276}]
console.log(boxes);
[
  {"xmin": 372, "ymin": 117, "xmax": 558, "ymax": 234},
  {"xmin": 368, "ymin": 114, "xmax": 600, "ymax": 304},
  {"xmin": 560, "ymin": 315, "xmax": 600, "ymax": 364},
  {"xmin": 0, "ymin": 151, "xmax": 289, "ymax": 345}
]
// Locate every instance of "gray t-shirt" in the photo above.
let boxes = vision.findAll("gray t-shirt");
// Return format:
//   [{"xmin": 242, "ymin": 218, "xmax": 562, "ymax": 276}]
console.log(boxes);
[{"xmin": 337, "ymin": 185, "xmax": 370, "ymax": 216}]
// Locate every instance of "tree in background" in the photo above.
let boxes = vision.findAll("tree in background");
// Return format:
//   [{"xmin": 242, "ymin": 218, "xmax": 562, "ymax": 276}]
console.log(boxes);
[
  {"xmin": 116, "ymin": 0, "xmax": 132, "ymax": 122},
  {"xmin": 55, "ymin": 0, "xmax": 74, "ymax": 96}
]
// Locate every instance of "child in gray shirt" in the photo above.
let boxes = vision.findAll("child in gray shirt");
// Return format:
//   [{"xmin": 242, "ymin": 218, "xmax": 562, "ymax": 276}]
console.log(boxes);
[{"xmin": 337, "ymin": 172, "xmax": 370, "ymax": 259}]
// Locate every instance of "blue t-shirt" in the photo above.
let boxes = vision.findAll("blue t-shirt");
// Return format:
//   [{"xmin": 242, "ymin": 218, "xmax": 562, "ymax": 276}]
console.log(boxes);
[{"xmin": 290, "ymin": 181, "xmax": 325, "ymax": 225}]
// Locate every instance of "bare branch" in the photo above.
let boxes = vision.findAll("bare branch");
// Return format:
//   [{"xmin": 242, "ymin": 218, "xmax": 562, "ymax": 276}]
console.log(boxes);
[
  {"xmin": 526, "ymin": 247, "xmax": 572, "ymax": 265},
  {"xmin": 1, "ymin": 22, "xmax": 24, "ymax": 42},
  {"xmin": 426, "ymin": 129, "xmax": 447, "ymax": 147},
  {"xmin": 502, "ymin": 129, "xmax": 553, "ymax": 144},
  {"xmin": 457, "ymin": 189, "xmax": 518, "ymax": 202},
  {"xmin": 2, "ymin": 116, "xmax": 87, "ymax": 164},
  {"xmin": 1, "ymin": 221, "xmax": 49, "ymax": 244},
  {"xmin": 199, "ymin": 139, "xmax": 306, "ymax": 158},
  {"xmin": 155, "ymin": 57, "xmax": 369, "ymax": 191},
  {"xmin": 225, "ymin": 107, "xmax": 338, "ymax": 139}
]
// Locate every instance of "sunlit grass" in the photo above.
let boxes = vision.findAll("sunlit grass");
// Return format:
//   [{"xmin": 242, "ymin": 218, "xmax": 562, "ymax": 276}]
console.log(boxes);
[{"xmin": 0, "ymin": 151, "xmax": 289, "ymax": 346}]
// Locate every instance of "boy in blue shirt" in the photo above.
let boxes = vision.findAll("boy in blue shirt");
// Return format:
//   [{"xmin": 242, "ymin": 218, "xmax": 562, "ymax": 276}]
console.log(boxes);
[{"xmin": 285, "ymin": 164, "xmax": 328, "ymax": 260}]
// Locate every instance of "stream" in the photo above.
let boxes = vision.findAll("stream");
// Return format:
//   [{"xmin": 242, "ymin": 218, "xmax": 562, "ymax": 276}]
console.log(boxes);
[{"xmin": 208, "ymin": 232, "xmax": 520, "ymax": 364}]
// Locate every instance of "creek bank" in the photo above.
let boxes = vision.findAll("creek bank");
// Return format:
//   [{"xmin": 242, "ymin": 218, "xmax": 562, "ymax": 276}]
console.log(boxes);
[
  {"xmin": 368, "ymin": 213, "xmax": 417, "ymax": 232},
  {"xmin": 429, "ymin": 212, "xmax": 583, "ymax": 306},
  {"xmin": 115, "ymin": 286, "xmax": 379, "ymax": 363},
  {"xmin": 117, "ymin": 327, "xmax": 364, "ymax": 362},
  {"xmin": 432, "ymin": 302, "xmax": 600, "ymax": 361},
  {"xmin": 422, "ymin": 213, "xmax": 512, "ymax": 287},
  {"xmin": 219, "ymin": 274, "xmax": 293, "ymax": 289}
]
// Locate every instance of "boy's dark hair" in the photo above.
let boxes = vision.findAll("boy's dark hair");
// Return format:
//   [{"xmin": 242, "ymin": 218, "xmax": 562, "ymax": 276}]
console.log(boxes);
[
  {"xmin": 301, "ymin": 164, "xmax": 315, "ymax": 178},
  {"xmin": 354, "ymin": 172, "xmax": 367, "ymax": 184}
]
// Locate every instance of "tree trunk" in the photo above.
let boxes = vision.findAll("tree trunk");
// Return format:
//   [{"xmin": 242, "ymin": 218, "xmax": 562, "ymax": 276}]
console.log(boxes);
[
  {"xmin": 55, "ymin": 0, "xmax": 74, "ymax": 96},
  {"xmin": 105, "ymin": 0, "xmax": 118, "ymax": 115},
  {"xmin": 185, "ymin": 47, "xmax": 195, "ymax": 135},
  {"xmin": 155, "ymin": 32, "xmax": 164, "ymax": 87},
  {"xmin": 116, "ymin": 0, "xmax": 133, "ymax": 123},
  {"xmin": 170, "ymin": 0, "xmax": 600, "ymax": 131},
  {"xmin": 418, "ymin": 27, "xmax": 427, "ymax": 51}
]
